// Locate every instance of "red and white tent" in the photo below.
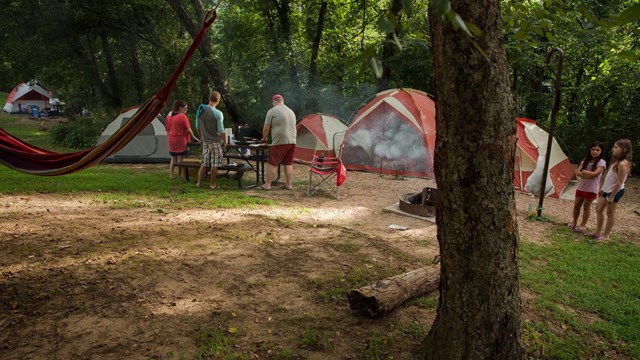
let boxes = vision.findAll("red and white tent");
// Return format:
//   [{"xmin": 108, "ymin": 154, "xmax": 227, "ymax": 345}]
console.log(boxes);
[
  {"xmin": 514, "ymin": 118, "xmax": 575, "ymax": 198},
  {"xmin": 340, "ymin": 88, "xmax": 436, "ymax": 178},
  {"xmin": 294, "ymin": 113, "xmax": 347, "ymax": 164},
  {"xmin": 3, "ymin": 81, "xmax": 52, "ymax": 113}
]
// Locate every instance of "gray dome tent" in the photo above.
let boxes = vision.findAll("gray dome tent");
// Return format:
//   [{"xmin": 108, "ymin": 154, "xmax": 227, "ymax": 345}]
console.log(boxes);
[{"xmin": 97, "ymin": 106, "xmax": 170, "ymax": 163}]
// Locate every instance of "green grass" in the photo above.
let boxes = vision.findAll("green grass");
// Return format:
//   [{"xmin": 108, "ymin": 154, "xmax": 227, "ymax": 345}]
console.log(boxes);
[
  {"xmin": 0, "ymin": 165, "xmax": 272, "ymax": 208},
  {"xmin": 520, "ymin": 231, "xmax": 640, "ymax": 358},
  {"xmin": 0, "ymin": 111, "xmax": 73, "ymax": 152},
  {"xmin": 1, "ymin": 111, "xmax": 275, "ymax": 209},
  {"xmin": 194, "ymin": 327, "xmax": 251, "ymax": 360}
]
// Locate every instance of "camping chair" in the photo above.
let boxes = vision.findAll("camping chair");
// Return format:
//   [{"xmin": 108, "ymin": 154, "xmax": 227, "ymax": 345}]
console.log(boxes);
[{"xmin": 308, "ymin": 144, "xmax": 344, "ymax": 199}]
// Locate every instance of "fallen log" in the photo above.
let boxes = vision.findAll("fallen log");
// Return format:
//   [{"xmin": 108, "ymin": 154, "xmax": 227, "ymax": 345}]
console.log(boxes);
[{"xmin": 347, "ymin": 265, "xmax": 440, "ymax": 317}]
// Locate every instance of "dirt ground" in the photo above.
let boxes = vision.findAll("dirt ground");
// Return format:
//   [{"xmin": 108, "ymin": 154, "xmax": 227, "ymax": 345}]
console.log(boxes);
[{"xmin": 1, "ymin": 165, "xmax": 638, "ymax": 360}]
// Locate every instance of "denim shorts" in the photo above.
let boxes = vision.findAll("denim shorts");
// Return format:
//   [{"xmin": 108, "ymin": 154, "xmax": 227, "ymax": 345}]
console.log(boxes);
[{"xmin": 602, "ymin": 188, "xmax": 625, "ymax": 203}]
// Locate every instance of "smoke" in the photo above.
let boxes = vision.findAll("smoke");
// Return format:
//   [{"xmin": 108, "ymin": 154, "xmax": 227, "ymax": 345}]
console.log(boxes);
[{"xmin": 373, "ymin": 120, "xmax": 426, "ymax": 161}]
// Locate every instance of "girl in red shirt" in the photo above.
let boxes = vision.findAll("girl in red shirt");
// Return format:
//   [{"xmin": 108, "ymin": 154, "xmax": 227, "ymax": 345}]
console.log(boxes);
[{"xmin": 166, "ymin": 100, "xmax": 199, "ymax": 179}]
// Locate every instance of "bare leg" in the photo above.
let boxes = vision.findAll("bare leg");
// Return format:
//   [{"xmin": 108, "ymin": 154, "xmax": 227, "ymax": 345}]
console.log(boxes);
[
  {"xmin": 262, "ymin": 163, "xmax": 278, "ymax": 189},
  {"xmin": 578, "ymin": 199, "xmax": 594, "ymax": 229},
  {"xmin": 571, "ymin": 197, "xmax": 583, "ymax": 228},
  {"xmin": 601, "ymin": 202, "xmax": 618, "ymax": 239},
  {"xmin": 177, "ymin": 155, "xmax": 184, "ymax": 179},
  {"xmin": 169, "ymin": 156, "xmax": 177, "ymax": 179},
  {"xmin": 196, "ymin": 166, "xmax": 208, "ymax": 188},
  {"xmin": 593, "ymin": 196, "xmax": 607, "ymax": 237},
  {"xmin": 210, "ymin": 167, "xmax": 218, "ymax": 189},
  {"xmin": 284, "ymin": 164, "xmax": 293, "ymax": 189}
]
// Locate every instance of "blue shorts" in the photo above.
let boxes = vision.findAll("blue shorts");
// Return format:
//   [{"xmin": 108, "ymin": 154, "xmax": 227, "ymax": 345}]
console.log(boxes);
[{"xmin": 602, "ymin": 189, "xmax": 625, "ymax": 203}]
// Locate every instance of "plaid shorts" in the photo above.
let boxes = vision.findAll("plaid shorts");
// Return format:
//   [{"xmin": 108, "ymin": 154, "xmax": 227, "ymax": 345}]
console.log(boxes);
[{"xmin": 201, "ymin": 142, "xmax": 223, "ymax": 168}]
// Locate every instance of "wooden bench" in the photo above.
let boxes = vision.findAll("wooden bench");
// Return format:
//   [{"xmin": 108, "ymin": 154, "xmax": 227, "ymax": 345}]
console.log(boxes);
[{"xmin": 174, "ymin": 159, "xmax": 248, "ymax": 188}]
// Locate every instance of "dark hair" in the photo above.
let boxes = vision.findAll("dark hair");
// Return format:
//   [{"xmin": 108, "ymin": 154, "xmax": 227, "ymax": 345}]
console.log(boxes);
[
  {"xmin": 171, "ymin": 99, "xmax": 187, "ymax": 113},
  {"xmin": 580, "ymin": 141, "xmax": 605, "ymax": 171}
]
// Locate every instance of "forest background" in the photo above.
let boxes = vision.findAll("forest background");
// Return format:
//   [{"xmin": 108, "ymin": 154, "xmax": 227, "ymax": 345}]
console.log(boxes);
[{"xmin": 0, "ymin": 0, "xmax": 638, "ymax": 167}]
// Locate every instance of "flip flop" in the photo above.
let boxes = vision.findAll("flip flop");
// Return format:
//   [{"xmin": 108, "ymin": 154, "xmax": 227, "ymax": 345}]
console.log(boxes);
[
  {"xmin": 209, "ymin": 184, "xmax": 217, "ymax": 189},
  {"xmin": 260, "ymin": 184, "xmax": 272, "ymax": 190},
  {"xmin": 567, "ymin": 224, "xmax": 575, "ymax": 230},
  {"xmin": 573, "ymin": 227, "xmax": 586, "ymax": 233},
  {"xmin": 280, "ymin": 185, "xmax": 293, "ymax": 190},
  {"xmin": 594, "ymin": 236, "xmax": 608, "ymax": 242},
  {"xmin": 584, "ymin": 232, "xmax": 599, "ymax": 239}
]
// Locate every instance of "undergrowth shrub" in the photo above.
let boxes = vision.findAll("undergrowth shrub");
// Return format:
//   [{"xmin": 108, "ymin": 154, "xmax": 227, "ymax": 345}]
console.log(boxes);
[{"xmin": 49, "ymin": 112, "xmax": 112, "ymax": 149}]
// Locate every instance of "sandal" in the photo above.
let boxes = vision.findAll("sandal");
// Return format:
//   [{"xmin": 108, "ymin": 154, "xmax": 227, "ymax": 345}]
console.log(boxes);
[
  {"xmin": 584, "ymin": 232, "xmax": 599, "ymax": 239},
  {"xmin": 594, "ymin": 236, "xmax": 608, "ymax": 242},
  {"xmin": 567, "ymin": 224, "xmax": 575, "ymax": 230},
  {"xmin": 573, "ymin": 227, "xmax": 586, "ymax": 233}
]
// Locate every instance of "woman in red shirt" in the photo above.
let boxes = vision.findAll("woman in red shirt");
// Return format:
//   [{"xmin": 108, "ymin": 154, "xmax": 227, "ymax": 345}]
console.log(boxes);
[{"xmin": 165, "ymin": 100, "xmax": 199, "ymax": 179}]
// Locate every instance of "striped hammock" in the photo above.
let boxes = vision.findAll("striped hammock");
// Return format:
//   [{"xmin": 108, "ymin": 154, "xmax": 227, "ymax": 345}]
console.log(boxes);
[{"xmin": 0, "ymin": 11, "xmax": 218, "ymax": 176}]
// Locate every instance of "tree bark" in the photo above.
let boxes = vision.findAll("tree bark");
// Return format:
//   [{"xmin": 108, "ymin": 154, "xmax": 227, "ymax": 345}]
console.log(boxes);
[
  {"xmin": 100, "ymin": 30, "xmax": 123, "ymax": 107},
  {"xmin": 348, "ymin": 266, "xmax": 440, "ymax": 317},
  {"xmin": 270, "ymin": 0, "xmax": 303, "ymax": 114},
  {"xmin": 566, "ymin": 65, "xmax": 584, "ymax": 125},
  {"xmin": 167, "ymin": 0, "xmax": 244, "ymax": 123},
  {"xmin": 376, "ymin": 0, "xmax": 402, "ymax": 92},
  {"xmin": 129, "ymin": 38, "xmax": 145, "ymax": 103},
  {"xmin": 419, "ymin": 1, "xmax": 525, "ymax": 358},
  {"xmin": 307, "ymin": 1, "xmax": 328, "ymax": 111}
]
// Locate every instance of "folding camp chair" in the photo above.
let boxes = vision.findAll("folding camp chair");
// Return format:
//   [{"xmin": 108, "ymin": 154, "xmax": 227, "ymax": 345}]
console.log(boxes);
[{"xmin": 308, "ymin": 144, "xmax": 344, "ymax": 199}]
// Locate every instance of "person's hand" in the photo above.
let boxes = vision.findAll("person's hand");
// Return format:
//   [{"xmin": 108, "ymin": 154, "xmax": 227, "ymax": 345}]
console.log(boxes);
[{"xmin": 261, "ymin": 137, "xmax": 267, "ymax": 143}]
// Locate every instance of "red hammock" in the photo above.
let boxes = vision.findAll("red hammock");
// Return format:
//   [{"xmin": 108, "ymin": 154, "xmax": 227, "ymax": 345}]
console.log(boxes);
[{"xmin": 0, "ymin": 11, "xmax": 218, "ymax": 176}]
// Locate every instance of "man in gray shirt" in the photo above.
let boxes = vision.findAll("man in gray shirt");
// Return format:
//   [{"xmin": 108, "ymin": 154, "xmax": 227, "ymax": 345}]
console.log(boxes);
[
  {"xmin": 197, "ymin": 91, "xmax": 226, "ymax": 189},
  {"xmin": 261, "ymin": 94, "xmax": 296, "ymax": 190}
]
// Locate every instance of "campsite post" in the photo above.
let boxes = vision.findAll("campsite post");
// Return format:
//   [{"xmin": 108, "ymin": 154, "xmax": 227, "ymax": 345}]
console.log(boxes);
[{"xmin": 537, "ymin": 47, "xmax": 564, "ymax": 218}]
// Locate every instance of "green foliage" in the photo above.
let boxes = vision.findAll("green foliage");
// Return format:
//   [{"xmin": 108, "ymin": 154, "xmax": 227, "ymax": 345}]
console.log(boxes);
[
  {"xmin": 502, "ymin": 0, "xmax": 639, "ymax": 169},
  {"xmin": 520, "ymin": 232, "xmax": 640, "ymax": 358},
  {"xmin": 49, "ymin": 116, "xmax": 105, "ymax": 149}
]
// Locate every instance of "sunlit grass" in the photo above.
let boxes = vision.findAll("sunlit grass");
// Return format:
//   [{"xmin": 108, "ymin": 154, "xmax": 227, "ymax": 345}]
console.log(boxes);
[{"xmin": 520, "ymin": 231, "xmax": 640, "ymax": 358}]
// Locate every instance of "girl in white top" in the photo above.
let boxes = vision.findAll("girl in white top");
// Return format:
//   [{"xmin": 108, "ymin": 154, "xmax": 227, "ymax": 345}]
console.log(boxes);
[{"xmin": 587, "ymin": 139, "xmax": 633, "ymax": 241}]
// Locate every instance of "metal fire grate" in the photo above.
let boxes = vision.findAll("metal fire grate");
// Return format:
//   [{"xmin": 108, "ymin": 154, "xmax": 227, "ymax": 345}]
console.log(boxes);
[{"xmin": 398, "ymin": 186, "xmax": 437, "ymax": 218}]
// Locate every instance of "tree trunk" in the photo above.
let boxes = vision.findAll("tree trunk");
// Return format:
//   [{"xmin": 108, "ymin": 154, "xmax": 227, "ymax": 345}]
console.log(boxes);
[
  {"xmin": 307, "ymin": 1, "xmax": 328, "ymax": 111},
  {"xmin": 419, "ymin": 1, "xmax": 525, "ymax": 358},
  {"xmin": 566, "ymin": 65, "xmax": 584, "ymax": 125},
  {"xmin": 100, "ymin": 30, "xmax": 122, "ymax": 108},
  {"xmin": 70, "ymin": 36, "xmax": 109, "ymax": 106},
  {"xmin": 129, "ymin": 39, "xmax": 145, "ymax": 103},
  {"xmin": 376, "ymin": 0, "xmax": 402, "ymax": 92},
  {"xmin": 167, "ymin": 0, "xmax": 244, "ymax": 123},
  {"xmin": 348, "ymin": 266, "xmax": 440, "ymax": 317},
  {"xmin": 271, "ymin": 0, "xmax": 303, "ymax": 114}
]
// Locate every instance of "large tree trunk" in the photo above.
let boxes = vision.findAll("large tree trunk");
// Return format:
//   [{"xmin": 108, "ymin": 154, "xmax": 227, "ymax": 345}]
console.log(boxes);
[
  {"xmin": 167, "ymin": 0, "xmax": 244, "ymax": 123},
  {"xmin": 419, "ymin": 0, "xmax": 525, "ymax": 358}
]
